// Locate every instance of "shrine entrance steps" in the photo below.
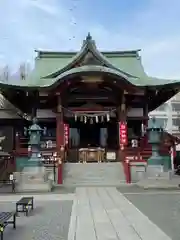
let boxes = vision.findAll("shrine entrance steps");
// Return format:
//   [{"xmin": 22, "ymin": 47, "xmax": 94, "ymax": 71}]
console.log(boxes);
[{"xmin": 63, "ymin": 162, "xmax": 126, "ymax": 186}]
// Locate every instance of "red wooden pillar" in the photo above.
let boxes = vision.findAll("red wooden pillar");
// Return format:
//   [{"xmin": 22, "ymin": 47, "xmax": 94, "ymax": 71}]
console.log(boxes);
[
  {"xmin": 56, "ymin": 94, "xmax": 64, "ymax": 184},
  {"xmin": 118, "ymin": 92, "xmax": 130, "ymax": 183},
  {"xmin": 118, "ymin": 93, "xmax": 127, "ymax": 160},
  {"xmin": 56, "ymin": 115, "xmax": 64, "ymax": 147},
  {"xmin": 143, "ymin": 95, "xmax": 149, "ymax": 147}
]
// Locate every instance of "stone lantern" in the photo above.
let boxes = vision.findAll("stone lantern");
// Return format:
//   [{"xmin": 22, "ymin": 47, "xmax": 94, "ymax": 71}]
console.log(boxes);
[
  {"xmin": 137, "ymin": 118, "xmax": 173, "ymax": 187},
  {"xmin": 147, "ymin": 117, "xmax": 164, "ymax": 165},
  {"xmin": 24, "ymin": 117, "xmax": 46, "ymax": 168},
  {"xmin": 17, "ymin": 118, "xmax": 52, "ymax": 192}
]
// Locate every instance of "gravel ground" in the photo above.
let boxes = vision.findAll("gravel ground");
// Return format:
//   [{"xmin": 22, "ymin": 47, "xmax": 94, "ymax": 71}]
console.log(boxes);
[
  {"xmin": 0, "ymin": 200, "xmax": 73, "ymax": 240},
  {"xmin": 118, "ymin": 187, "xmax": 180, "ymax": 240}
]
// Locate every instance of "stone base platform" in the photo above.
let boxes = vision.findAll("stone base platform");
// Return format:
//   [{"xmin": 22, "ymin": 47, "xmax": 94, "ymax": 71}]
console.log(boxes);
[
  {"xmin": 136, "ymin": 177, "xmax": 180, "ymax": 189},
  {"xmin": 136, "ymin": 165, "xmax": 180, "ymax": 189},
  {"xmin": 15, "ymin": 168, "xmax": 53, "ymax": 193},
  {"xmin": 17, "ymin": 181, "xmax": 53, "ymax": 192}
]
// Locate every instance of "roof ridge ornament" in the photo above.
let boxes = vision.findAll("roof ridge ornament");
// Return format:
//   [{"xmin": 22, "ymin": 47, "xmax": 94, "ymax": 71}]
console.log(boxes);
[
  {"xmin": 86, "ymin": 32, "xmax": 92, "ymax": 41},
  {"xmin": 82, "ymin": 32, "xmax": 96, "ymax": 48}
]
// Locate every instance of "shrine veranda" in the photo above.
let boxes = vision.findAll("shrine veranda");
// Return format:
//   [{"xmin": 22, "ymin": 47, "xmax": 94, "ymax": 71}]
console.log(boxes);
[{"xmin": 0, "ymin": 33, "xmax": 180, "ymax": 184}]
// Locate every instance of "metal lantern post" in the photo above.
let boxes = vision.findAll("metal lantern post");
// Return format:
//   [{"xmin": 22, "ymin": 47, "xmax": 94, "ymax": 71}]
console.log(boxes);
[{"xmin": 147, "ymin": 117, "xmax": 164, "ymax": 165}]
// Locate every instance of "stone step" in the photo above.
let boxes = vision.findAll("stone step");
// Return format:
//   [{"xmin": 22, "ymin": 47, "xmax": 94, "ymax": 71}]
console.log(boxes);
[
  {"xmin": 64, "ymin": 178, "xmax": 126, "ymax": 182},
  {"xmin": 63, "ymin": 184, "xmax": 128, "ymax": 187},
  {"xmin": 63, "ymin": 180, "xmax": 126, "ymax": 184},
  {"xmin": 63, "ymin": 162, "xmax": 125, "ymax": 186}
]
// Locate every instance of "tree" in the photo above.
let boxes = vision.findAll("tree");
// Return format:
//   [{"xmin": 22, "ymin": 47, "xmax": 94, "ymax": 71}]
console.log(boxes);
[
  {"xmin": 1, "ymin": 65, "xmax": 10, "ymax": 82},
  {"xmin": 19, "ymin": 63, "xmax": 26, "ymax": 81},
  {"xmin": 19, "ymin": 62, "xmax": 32, "ymax": 81}
]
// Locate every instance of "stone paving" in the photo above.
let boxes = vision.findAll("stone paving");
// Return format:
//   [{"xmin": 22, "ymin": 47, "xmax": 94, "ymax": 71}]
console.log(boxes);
[
  {"xmin": 0, "ymin": 187, "xmax": 176, "ymax": 240},
  {"xmin": 0, "ymin": 197, "xmax": 73, "ymax": 240},
  {"xmin": 119, "ymin": 188, "xmax": 180, "ymax": 240},
  {"xmin": 68, "ymin": 187, "xmax": 171, "ymax": 240},
  {"xmin": 0, "ymin": 184, "xmax": 75, "ymax": 194},
  {"xmin": 0, "ymin": 193, "xmax": 74, "ymax": 202}
]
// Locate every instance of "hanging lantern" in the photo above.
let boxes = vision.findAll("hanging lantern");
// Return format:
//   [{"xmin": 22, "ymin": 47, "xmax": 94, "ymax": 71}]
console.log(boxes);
[
  {"xmin": 106, "ymin": 113, "xmax": 110, "ymax": 121},
  {"xmin": 84, "ymin": 116, "xmax": 87, "ymax": 124},
  {"xmin": 75, "ymin": 114, "xmax": 77, "ymax": 121},
  {"xmin": 95, "ymin": 115, "xmax": 98, "ymax": 123},
  {"xmin": 101, "ymin": 115, "xmax": 104, "ymax": 122}
]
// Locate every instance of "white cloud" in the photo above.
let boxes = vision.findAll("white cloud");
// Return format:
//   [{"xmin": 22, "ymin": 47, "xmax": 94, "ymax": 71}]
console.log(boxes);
[
  {"xmin": 0, "ymin": 0, "xmax": 180, "ymax": 80},
  {"xmin": 27, "ymin": 0, "xmax": 59, "ymax": 15}
]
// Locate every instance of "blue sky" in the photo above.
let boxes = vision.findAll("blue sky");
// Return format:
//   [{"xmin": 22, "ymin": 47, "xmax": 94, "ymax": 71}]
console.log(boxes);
[{"xmin": 0, "ymin": 0, "xmax": 180, "ymax": 79}]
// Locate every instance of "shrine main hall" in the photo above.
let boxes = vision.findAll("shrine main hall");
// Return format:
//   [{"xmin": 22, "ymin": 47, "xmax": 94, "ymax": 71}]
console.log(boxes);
[{"xmin": 0, "ymin": 33, "xmax": 180, "ymax": 185}]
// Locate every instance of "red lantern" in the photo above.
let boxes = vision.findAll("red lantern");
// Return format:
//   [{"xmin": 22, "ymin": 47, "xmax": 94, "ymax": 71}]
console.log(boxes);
[{"xmin": 119, "ymin": 122, "xmax": 127, "ymax": 145}]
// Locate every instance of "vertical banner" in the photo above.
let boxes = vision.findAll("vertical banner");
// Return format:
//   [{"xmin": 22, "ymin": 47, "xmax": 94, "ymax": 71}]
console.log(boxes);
[
  {"xmin": 64, "ymin": 123, "xmax": 69, "ymax": 146},
  {"xmin": 119, "ymin": 122, "xmax": 127, "ymax": 145}
]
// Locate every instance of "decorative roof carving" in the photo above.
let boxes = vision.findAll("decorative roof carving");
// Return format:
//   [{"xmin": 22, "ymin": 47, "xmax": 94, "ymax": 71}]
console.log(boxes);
[
  {"xmin": 42, "ymin": 33, "xmax": 135, "ymax": 79},
  {"xmin": 79, "ymin": 52, "xmax": 101, "ymax": 66}
]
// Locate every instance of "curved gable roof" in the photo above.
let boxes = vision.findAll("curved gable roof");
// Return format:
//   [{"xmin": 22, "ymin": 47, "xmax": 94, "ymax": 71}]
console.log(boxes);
[{"xmin": 43, "ymin": 33, "xmax": 137, "ymax": 79}]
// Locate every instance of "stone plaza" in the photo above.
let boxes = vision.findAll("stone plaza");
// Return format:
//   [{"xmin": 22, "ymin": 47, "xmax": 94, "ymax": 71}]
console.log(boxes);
[{"xmin": 1, "ymin": 187, "xmax": 179, "ymax": 240}]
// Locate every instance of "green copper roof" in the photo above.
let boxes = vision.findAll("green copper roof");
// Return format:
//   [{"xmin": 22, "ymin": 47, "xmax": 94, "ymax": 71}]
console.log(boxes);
[
  {"xmin": 37, "ymin": 65, "xmax": 138, "ymax": 88},
  {"xmin": 24, "ymin": 33, "xmax": 179, "ymax": 88},
  {"xmin": 0, "ymin": 33, "xmax": 180, "ymax": 89},
  {"xmin": 34, "ymin": 50, "xmax": 144, "ymax": 79}
]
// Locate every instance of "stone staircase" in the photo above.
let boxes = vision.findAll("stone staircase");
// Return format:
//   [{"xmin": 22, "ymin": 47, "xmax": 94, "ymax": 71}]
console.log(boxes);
[{"xmin": 63, "ymin": 162, "xmax": 126, "ymax": 186}]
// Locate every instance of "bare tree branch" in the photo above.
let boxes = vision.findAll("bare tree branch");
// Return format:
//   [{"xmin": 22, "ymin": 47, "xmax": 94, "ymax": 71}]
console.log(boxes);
[
  {"xmin": 19, "ymin": 62, "xmax": 32, "ymax": 81},
  {"xmin": 1, "ymin": 65, "xmax": 10, "ymax": 82}
]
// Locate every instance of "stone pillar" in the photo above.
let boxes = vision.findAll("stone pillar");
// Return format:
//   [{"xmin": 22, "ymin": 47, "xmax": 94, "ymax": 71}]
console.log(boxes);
[{"xmin": 56, "ymin": 94, "xmax": 64, "ymax": 184}]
